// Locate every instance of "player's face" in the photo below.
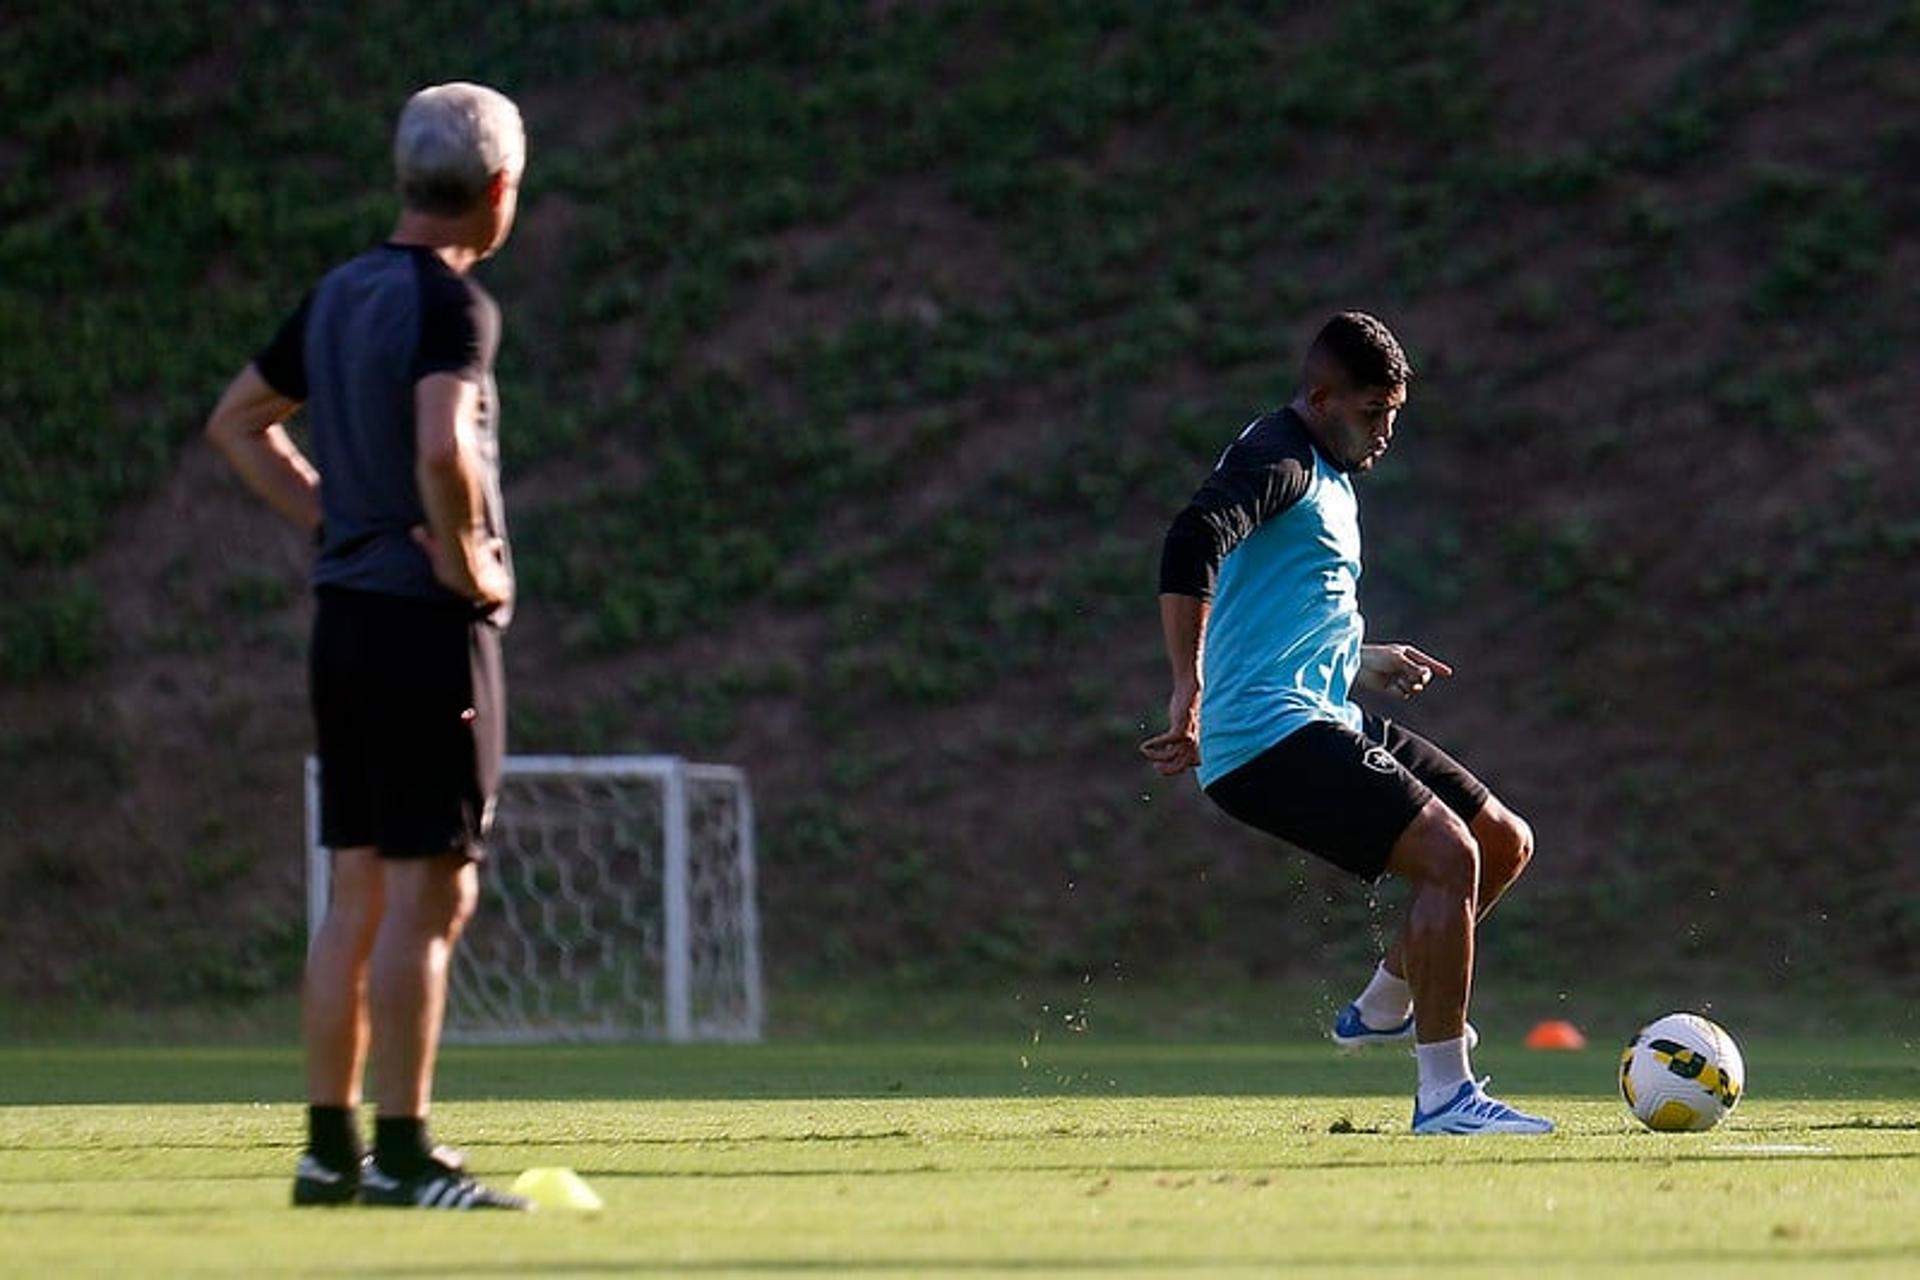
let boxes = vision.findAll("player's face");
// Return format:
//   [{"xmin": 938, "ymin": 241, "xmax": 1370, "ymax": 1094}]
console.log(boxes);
[{"xmin": 1319, "ymin": 381, "xmax": 1406, "ymax": 473}]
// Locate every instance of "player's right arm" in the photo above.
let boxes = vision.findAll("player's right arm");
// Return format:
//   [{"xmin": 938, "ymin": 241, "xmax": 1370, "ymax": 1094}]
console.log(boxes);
[
  {"xmin": 204, "ymin": 364, "xmax": 321, "ymax": 533},
  {"xmin": 1140, "ymin": 419, "xmax": 1313, "ymax": 776},
  {"xmin": 207, "ymin": 290, "xmax": 321, "ymax": 532},
  {"xmin": 412, "ymin": 373, "xmax": 511, "ymax": 608},
  {"xmin": 1142, "ymin": 592, "xmax": 1209, "ymax": 775}
]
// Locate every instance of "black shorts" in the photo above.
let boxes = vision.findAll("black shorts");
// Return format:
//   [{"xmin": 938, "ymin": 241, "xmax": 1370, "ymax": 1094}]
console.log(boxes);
[
  {"xmin": 310, "ymin": 586, "xmax": 504, "ymax": 859},
  {"xmin": 1204, "ymin": 712, "xmax": 1489, "ymax": 881}
]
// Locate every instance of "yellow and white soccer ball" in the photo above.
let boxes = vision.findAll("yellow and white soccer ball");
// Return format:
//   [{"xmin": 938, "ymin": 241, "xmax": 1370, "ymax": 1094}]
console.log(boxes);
[{"xmin": 1619, "ymin": 1012, "xmax": 1745, "ymax": 1132}]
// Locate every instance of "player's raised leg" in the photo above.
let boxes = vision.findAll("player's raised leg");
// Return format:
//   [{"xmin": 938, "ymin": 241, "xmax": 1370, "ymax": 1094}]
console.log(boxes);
[
  {"xmin": 292, "ymin": 845, "xmax": 381, "ymax": 1206},
  {"xmin": 1388, "ymin": 800, "xmax": 1551, "ymax": 1135}
]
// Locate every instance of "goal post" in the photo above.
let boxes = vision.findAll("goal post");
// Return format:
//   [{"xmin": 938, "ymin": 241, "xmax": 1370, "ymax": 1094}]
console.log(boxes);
[{"xmin": 304, "ymin": 754, "xmax": 763, "ymax": 1043}]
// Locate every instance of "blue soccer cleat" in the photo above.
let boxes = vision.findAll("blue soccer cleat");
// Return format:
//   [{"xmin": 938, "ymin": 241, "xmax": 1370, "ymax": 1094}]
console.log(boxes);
[
  {"xmin": 1330, "ymin": 1003, "xmax": 1478, "ymax": 1052},
  {"xmin": 1411, "ymin": 1078, "xmax": 1554, "ymax": 1135},
  {"xmin": 1330, "ymin": 1002, "xmax": 1413, "ymax": 1048}
]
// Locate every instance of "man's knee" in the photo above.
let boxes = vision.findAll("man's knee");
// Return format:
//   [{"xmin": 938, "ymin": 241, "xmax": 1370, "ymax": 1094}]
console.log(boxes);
[
  {"xmin": 1473, "ymin": 800, "xmax": 1534, "ymax": 883},
  {"xmin": 385, "ymin": 856, "xmax": 479, "ymax": 938},
  {"xmin": 1387, "ymin": 802, "xmax": 1481, "ymax": 900},
  {"xmin": 323, "ymin": 848, "xmax": 384, "ymax": 936},
  {"xmin": 447, "ymin": 862, "xmax": 480, "ymax": 939},
  {"xmin": 1505, "ymin": 811, "xmax": 1534, "ymax": 874}
]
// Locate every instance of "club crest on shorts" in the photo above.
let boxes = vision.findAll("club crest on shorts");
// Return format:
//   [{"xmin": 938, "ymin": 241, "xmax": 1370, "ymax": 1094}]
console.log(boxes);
[{"xmin": 1361, "ymin": 745, "xmax": 1398, "ymax": 774}]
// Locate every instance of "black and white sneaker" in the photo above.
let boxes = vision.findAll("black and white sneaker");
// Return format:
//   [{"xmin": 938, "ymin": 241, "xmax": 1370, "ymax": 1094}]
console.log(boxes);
[
  {"xmin": 291, "ymin": 1151, "xmax": 365, "ymax": 1207},
  {"xmin": 426, "ymin": 1143, "xmax": 469, "ymax": 1174},
  {"xmin": 361, "ymin": 1155, "xmax": 532, "ymax": 1210}
]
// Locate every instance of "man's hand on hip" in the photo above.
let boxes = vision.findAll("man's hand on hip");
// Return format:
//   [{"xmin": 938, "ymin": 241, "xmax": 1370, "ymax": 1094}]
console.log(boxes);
[{"xmin": 412, "ymin": 525, "xmax": 512, "ymax": 609}]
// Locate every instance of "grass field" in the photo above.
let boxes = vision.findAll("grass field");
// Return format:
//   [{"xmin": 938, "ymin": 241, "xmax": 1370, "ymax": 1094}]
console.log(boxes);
[{"xmin": 2, "ymin": 1035, "xmax": 1915, "ymax": 1277}]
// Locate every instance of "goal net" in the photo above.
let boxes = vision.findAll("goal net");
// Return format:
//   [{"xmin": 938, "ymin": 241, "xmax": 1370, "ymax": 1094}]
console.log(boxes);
[{"xmin": 304, "ymin": 754, "xmax": 764, "ymax": 1043}]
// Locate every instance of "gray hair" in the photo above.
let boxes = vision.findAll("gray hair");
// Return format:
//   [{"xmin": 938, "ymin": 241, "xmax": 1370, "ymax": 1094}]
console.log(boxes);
[{"xmin": 393, "ymin": 82, "xmax": 525, "ymax": 216}]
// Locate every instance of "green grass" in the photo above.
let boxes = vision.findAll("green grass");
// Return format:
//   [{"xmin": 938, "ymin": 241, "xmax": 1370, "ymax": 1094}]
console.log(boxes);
[{"xmin": 1, "ymin": 1038, "xmax": 1915, "ymax": 1276}]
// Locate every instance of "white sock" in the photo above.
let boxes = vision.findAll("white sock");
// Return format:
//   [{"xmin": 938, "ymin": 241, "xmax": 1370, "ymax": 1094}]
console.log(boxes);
[
  {"xmin": 1353, "ymin": 962, "xmax": 1412, "ymax": 1030},
  {"xmin": 1415, "ymin": 1036, "xmax": 1473, "ymax": 1112}
]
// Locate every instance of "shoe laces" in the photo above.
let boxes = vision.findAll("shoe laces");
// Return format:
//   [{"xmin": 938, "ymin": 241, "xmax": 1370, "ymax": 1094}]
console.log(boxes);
[{"xmin": 1458, "ymin": 1077, "xmax": 1528, "ymax": 1119}]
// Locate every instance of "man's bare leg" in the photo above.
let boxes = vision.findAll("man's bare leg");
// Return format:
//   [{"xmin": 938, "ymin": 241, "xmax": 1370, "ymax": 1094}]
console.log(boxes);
[
  {"xmin": 1384, "ymin": 799, "xmax": 1480, "ymax": 1050},
  {"xmin": 305, "ymin": 847, "xmax": 383, "ymax": 1109},
  {"xmin": 1377, "ymin": 796, "xmax": 1533, "ymax": 983},
  {"xmin": 369, "ymin": 854, "xmax": 478, "ymax": 1126},
  {"xmin": 359, "ymin": 852, "xmax": 531, "ymax": 1204},
  {"xmin": 294, "ymin": 846, "xmax": 383, "ymax": 1200},
  {"xmin": 1380, "ymin": 799, "xmax": 1553, "ymax": 1131}
]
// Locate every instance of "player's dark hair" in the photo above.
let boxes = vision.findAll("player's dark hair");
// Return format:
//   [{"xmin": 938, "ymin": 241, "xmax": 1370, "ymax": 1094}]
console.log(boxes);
[{"xmin": 1307, "ymin": 311, "xmax": 1412, "ymax": 390}]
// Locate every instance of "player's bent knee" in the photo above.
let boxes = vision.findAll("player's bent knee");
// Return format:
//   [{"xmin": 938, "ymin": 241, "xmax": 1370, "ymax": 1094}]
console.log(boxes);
[
  {"xmin": 1473, "ymin": 801, "xmax": 1534, "ymax": 883},
  {"xmin": 1387, "ymin": 802, "xmax": 1480, "ymax": 898},
  {"xmin": 1506, "ymin": 812, "xmax": 1534, "ymax": 874}
]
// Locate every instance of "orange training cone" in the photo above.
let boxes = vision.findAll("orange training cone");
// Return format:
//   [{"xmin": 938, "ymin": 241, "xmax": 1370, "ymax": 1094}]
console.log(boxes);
[{"xmin": 1525, "ymin": 1019, "xmax": 1588, "ymax": 1050}]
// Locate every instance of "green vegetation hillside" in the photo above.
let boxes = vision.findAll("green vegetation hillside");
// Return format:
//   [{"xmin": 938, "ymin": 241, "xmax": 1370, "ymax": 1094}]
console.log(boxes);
[{"xmin": 1, "ymin": 1, "xmax": 1915, "ymax": 1007}]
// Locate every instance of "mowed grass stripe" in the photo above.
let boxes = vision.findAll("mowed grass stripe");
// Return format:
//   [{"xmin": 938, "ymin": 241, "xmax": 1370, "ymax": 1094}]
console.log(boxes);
[
  {"xmin": 2, "ymin": 1141, "xmax": 1916, "ymax": 1258},
  {"xmin": 2, "ymin": 1100, "xmax": 1914, "ymax": 1176},
  {"xmin": 0, "ymin": 1042, "xmax": 1915, "ymax": 1275},
  {"xmin": 2, "ymin": 1037, "xmax": 1916, "ymax": 1102},
  {"xmin": 1, "ymin": 1139, "xmax": 1915, "ymax": 1276}
]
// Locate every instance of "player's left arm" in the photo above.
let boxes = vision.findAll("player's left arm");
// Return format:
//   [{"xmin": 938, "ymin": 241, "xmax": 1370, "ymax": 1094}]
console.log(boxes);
[
  {"xmin": 1357, "ymin": 642, "xmax": 1454, "ymax": 700},
  {"xmin": 204, "ymin": 364, "xmax": 321, "ymax": 533},
  {"xmin": 412, "ymin": 372, "xmax": 511, "ymax": 608}
]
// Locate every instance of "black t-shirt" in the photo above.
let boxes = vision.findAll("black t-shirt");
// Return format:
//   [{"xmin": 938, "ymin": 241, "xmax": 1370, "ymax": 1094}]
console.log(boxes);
[{"xmin": 255, "ymin": 243, "xmax": 511, "ymax": 624}]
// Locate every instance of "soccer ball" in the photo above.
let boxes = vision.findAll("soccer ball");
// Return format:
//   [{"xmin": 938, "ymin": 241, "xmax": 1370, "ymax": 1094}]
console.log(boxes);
[{"xmin": 1619, "ymin": 1012, "xmax": 1745, "ymax": 1132}]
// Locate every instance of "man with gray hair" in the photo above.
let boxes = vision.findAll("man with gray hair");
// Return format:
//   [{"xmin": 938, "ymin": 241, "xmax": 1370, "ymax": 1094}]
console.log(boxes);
[{"xmin": 205, "ymin": 82, "xmax": 530, "ymax": 1209}]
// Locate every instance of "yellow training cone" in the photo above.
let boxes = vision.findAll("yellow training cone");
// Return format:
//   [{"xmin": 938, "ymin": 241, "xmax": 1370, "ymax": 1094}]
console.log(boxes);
[{"xmin": 510, "ymin": 1166, "xmax": 604, "ymax": 1212}]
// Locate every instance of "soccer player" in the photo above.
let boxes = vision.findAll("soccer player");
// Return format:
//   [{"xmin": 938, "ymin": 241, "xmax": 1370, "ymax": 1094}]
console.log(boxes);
[
  {"xmin": 1142, "ymin": 312, "xmax": 1552, "ymax": 1135},
  {"xmin": 205, "ymin": 82, "xmax": 532, "ymax": 1206}
]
